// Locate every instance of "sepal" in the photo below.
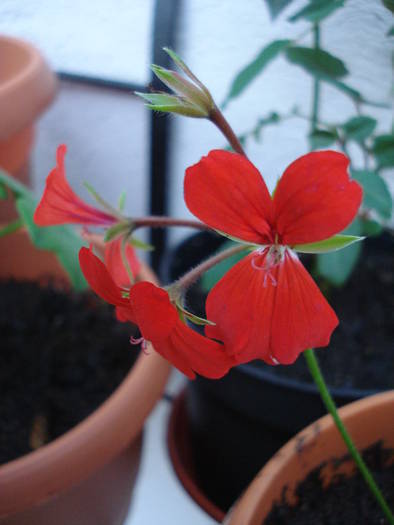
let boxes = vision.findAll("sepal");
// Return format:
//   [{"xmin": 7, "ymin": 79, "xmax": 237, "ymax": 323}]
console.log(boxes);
[{"xmin": 293, "ymin": 234, "xmax": 364, "ymax": 254}]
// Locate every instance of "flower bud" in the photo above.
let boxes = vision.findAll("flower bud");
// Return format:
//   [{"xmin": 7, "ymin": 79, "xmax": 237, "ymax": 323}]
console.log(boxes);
[{"xmin": 136, "ymin": 48, "xmax": 214, "ymax": 118}]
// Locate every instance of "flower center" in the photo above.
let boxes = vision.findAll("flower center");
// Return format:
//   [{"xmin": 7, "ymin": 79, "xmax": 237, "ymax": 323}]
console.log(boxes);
[{"xmin": 251, "ymin": 244, "xmax": 286, "ymax": 287}]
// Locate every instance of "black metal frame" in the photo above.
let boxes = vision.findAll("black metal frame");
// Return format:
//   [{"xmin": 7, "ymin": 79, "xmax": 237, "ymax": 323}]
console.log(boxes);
[
  {"xmin": 149, "ymin": 0, "xmax": 181, "ymax": 275},
  {"xmin": 57, "ymin": 0, "xmax": 181, "ymax": 276}
]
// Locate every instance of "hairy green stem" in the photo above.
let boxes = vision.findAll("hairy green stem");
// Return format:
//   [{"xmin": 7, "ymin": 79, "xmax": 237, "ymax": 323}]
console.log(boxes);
[{"xmin": 304, "ymin": 349, "xmax": 394, "ymax": 524}]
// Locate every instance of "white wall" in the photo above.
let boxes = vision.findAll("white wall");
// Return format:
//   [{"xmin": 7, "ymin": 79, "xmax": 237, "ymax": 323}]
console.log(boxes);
[{"xmin": 1, "ymin": 0, "xmax": 392, "ymax": 247}]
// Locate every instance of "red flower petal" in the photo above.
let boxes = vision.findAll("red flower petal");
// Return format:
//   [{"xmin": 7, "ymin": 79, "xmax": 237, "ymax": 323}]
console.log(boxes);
[
  {"xmin": 205, "ymin": 248, "xmax": 338, "ymax": 365},
  {"xmin": 185, "ymin": 150, "xmax": 274, "ymax": 244},
  {"xmin": 78, "ymin": 246, "xmax": 128, "ymax": 307},
  {"xmin": 129, "ymin": 282, "xmax": 178, "ymax": 341},
  {"xmin": 104, "ymin": 238, "xmax": 141, "ymax": 287},
  {"xmin": 129, "ymin": 282, "xmax": 235, "ymax": 379},
  {"xmin": 34, "ymin": 145, "xmax": 116, "ymax": 226},
  {"xmin": 273, "ymin": 151, "xmax": 362, "ymax": 245}
]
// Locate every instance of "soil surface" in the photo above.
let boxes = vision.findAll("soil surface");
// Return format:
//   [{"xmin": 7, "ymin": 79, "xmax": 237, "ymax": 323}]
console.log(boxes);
[
  {"xmin": 264, "ymin": 442, "xmax": 394, "ymax": 525},
  {"xmin": 0, "ymin": 279, "xmax": 139, "ymax": 464},
  {"xmin": 169, "ymin": 231, "xmax": 394, "ymax": 391}
]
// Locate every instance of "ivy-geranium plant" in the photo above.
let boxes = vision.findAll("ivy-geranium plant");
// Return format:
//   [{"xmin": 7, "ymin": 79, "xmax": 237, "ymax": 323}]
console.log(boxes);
[{"xmin": 3, "ymin": 44, "xmax": 390, "ymax": 521}]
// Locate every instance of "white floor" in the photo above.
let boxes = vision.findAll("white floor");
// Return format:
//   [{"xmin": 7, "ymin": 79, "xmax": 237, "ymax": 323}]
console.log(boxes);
[{"xmin": 123, "ymin": 371, "xmax": 217, "ymax": 525}]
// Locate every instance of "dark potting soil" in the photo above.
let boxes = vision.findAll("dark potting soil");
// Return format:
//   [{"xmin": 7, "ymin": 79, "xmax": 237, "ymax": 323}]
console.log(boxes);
[
  {"xmin": 0, "ymin": 279, "xmax": 139, "ymax": 465},
  {"xmin": 170, "ymin": 231, "xmax": 394, "ymax": 391},
  {"xmin": 264, "ymin": 442, "xmax": 394, "ymax": 525}
]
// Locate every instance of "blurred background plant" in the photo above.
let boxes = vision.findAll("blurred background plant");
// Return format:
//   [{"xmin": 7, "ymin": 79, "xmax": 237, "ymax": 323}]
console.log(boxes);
[{"xmin": 217, "ymin": 0, "xmax": 394, "ymax": 287}]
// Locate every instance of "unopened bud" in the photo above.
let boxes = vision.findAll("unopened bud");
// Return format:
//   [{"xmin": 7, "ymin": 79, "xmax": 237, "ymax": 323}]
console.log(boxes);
[{"xmin": 136, "ymin": 48, "xmax": 214, "ymax": 118}]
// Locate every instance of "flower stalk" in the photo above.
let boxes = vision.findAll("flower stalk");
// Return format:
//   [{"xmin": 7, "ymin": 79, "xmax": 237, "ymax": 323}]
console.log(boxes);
[
  {"xmin": 209, "ymin": 106, "xmax": 247, "ymax": 156},
  {"xmin": 304, "ymin": 348, "xmax": 394, "ymax": 525},
  {"xmin": 170, "ymin": 242, "xmax": 251, "ymax": 298},
  {"xmin": 132, "ymin": 215, "xmax": 210, "ymax": 232}
]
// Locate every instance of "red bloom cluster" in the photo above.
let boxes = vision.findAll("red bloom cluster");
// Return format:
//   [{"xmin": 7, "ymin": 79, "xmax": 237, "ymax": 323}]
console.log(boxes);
[
  {"xmin": 35, "ymin": 144, "xmax": 362, "ymax": 379},
  {"xmin": 184, "ymin": 150, "xmax": 362, "ymax": 366}
]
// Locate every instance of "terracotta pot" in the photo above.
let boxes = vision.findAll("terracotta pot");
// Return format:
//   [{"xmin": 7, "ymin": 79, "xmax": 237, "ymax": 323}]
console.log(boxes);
[
  {"xmin": 225, "ymin": 390, "xmax": 394, "ymax": 525},
  {"xmin": 0, "ymin": 230, "xmax": 171, "ymax": 524},
  {"xmin": 0, "ymin": 35, "xmax": 57, "ymax": 221}
]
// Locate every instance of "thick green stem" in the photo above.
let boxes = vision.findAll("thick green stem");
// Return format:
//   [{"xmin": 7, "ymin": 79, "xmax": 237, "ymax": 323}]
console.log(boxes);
[
  {"xmin": 304, "ymin": 349, "xmax": 394, "ymax": 524},
  {"xmin": 311, "ymin": 24, "xmax": 321, "ymax": 137}
]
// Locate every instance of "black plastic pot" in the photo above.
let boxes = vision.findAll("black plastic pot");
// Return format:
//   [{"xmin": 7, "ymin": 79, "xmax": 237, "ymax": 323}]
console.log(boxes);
[{"xmin": 166, "ymin": 230, "xmax": 390, "ymax": 512}]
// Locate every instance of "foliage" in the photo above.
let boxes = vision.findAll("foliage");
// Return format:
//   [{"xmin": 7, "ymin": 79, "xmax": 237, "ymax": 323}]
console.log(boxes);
[{"xmin": 0, "ymin": 170, "xmax": 87, "ymax": 290}]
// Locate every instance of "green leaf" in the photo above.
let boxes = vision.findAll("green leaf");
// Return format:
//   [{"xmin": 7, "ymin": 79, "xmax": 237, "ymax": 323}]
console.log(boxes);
[
  {"xmin": 324, "ymin": 78, "xmax": 362, "ymax": 101},
  {"xmin": 223, "ymin": 40, "xmax": 291, "ymax": 105},
  {"xmin": 294, "ymin": 234, "xmax": 364, "ymax": 254},
  {"xmin": 362, "ymin": 219, "xmax": 383, "ymax": 237},
  {"xmin": 382, "ymin": 0, "xmax": 394, "ymax": 13},
  {"xmin": 289, "ymin": 0, "xmax": 344, "ymax": 23},
  {"xmin": 372, "ymin": 134, "xmax": 394, "ymax": 168},
  {"xmin": 341, "ymin": 116, "xmax": 377, "ymax": 142},
  {"xmin": 264, "ymin": 0, "xmax": 294, "ymax": 19},
  {"xmin": 200, "ymin": 240, "xmax": 249, "ymax": 292},
  {"xmin": 316, "ymin": 218, "xmax": 362, "ymax": 286},
  {"xmin": 0, "ymin": 169, "xmax": 31, "ymax": 199},
  {"xmin": 0, "ymin": 218, "xmax": 24, "ymax": 238},
  {"xmin": 285, "ymin": 46, "xmax": 348, "ymax": 79},
  {"xmin": 0, "ymin": 181, "xmax": 7, "ymax": 199},
  {"xmin": 388, "ymin": 26, "xmax": 394, "ymax": 36},
  {"xmin": 309, "ymin": 128, "xmax": 337, "ymax": 150},
  {"xmin": 16, "ymin": 197, "xmax": 87, "ymax": 291},
  {"xmin": 351, "ymin": 170, "xmax": 392, "ymax": 219}
]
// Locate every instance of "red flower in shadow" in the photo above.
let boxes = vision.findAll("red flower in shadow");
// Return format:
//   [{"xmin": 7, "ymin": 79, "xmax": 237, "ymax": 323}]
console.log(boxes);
[{"xmin": 79, "ymin": 247, "xmax": 235, "ymax": 379}]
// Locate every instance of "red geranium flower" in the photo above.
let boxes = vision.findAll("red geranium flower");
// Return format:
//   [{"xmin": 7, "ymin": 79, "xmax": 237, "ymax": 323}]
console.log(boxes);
[
  {"xmin": 184, "ymin": 150, "xmax": 362, "ymax": 366},
  {"xmin": 79, "ymin": 246, "xmax": 235, "ymax": 379},
  {"xmin": 34, "ymin": 144, "xmax": 117, "ymax": 226}
]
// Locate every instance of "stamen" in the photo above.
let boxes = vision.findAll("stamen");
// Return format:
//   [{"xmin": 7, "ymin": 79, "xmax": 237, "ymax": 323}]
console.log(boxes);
[
  {"xmin": 130, "ymin": 336, "xmax": 144, "ymax": 345},
  {"xmin": 251, "ymin": 245, "xmax": 285, "ymax": 287},
  {"xmin": 130, "ymin": 336, "xmax": 150, "ymax": 355}
]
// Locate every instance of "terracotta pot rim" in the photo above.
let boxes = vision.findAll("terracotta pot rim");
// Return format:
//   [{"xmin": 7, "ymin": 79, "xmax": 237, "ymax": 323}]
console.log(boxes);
[
  {"xmin": 0, "ymin": 35, "xmax": 57, "ymax": 138},
  {"xmin": 225, "ymin": 389, "xmax": 394, "ymax": 524},
  {"xmin": 0, "ymin": 36, "xmax": 42, "ymax": 94},
  {"xmin": 167, "ymin": 389, "xmax": 226, "ymax": 523}
]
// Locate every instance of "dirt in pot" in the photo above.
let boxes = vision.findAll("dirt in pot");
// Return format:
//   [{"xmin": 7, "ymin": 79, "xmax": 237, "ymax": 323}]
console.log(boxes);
[
  {"xmin": 0, "ymin": 279, "xmax": 139, "ymax": 464},
  {"xmin": 264, "ymin": 442, "xmax": 394, "ymax": 525}
]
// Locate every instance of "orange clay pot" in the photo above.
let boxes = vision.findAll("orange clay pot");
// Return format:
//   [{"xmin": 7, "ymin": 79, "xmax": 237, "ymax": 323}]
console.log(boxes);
[
  {"xmin": 0, "ymin": 35, "xmax": 57, "ymax": 221},
  {"xmin": 225, "ymin": 390, "xmax": 394, "ymax": 525},
  {"xmin": 0, "ymin": 229, "xmax": 171, "ymax": 525}
]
